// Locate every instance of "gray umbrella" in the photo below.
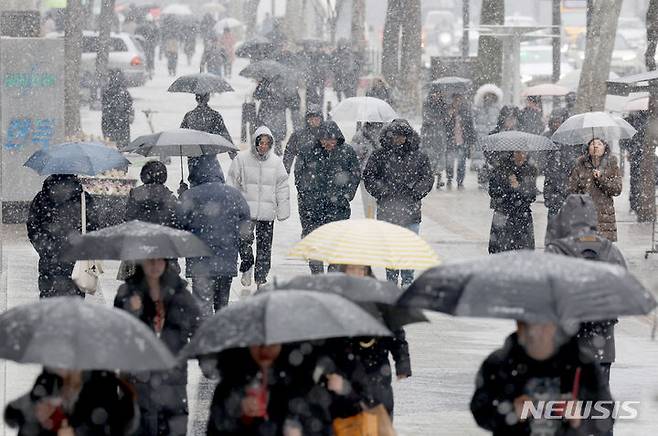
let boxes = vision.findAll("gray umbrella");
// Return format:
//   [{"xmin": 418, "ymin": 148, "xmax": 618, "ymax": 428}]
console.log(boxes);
[
  {"xmin": 181, "ymin": 290, "xmax": 391, "ymax": 358},
  {"xmin": 551, "ymin": 111, "xmax": 636, "ymax": 145},
  {"xmin": 168, "ymin": 73, "xmax": 234, "ymax": 94},
  {"xmin": 239, "ymin": 60, "xmax": 296, "ymax": 81},
  {"xmin": 123, "ymin": 128, "xmax": 238, "ymax": 157},
  {"xmin": 479, "ymin": 131, "xmax": 559, "ymax": 152},
  {"xmin": 0, "ymin": 297, "xmax": 176, "ymax": 371},
  {"xmin": 64, "ymin": 220, "xmax": 212, "ymax": 261},
  {"xmin": 261, "ymin": 273, "xmax": 428, "ymax": 329},
  {"xmin": 426, "ymin": 76, "xmax": 473, "ymax": 95},
  {"xmin": 398, "ymin": 251, "xmax": 656, "ymax": 333}
]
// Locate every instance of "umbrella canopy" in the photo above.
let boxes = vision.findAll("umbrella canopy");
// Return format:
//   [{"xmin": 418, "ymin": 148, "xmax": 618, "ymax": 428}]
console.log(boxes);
[
  {"xmin": 64, "ymin": 220, "xmax": 212, "ymax": 261},
  {"xmin": 181, "ymin": 290, "xmax": 391, "ymax": 358},
  {"xmin": 0, "ymin": 297, "xmax": 177, "ymax": 371},
  {"xmin": 551, "ymin": 111, "xmax": 637, "ymax": 145},
  {"xmin": 288, "ymin": 219, "xmax": 440, "ymax": 270},
  {"xmin": 624, "ymin": 96, "xmax": 649, "ymax": 112},
  {"xmin": 124, "ymin": 128, "xmax": 238, "ymax": 157},
  {"xmin": 168, "ymin": 73, "xmax": 234, "ymax": 94},
  {"xmin": 262, "ymin": 273, "xmax": 429, "ymax": 329},
  {"xmin": 239, "ymin": 60, "xmax": 296, "ymax": 81},
  {"xmin": 522, "ymin": 83, "xmax": 569, "ymax": 97},
  {"xmin": 426, "ymin": 76, "xmax": 473, "ymax": 95},
  {"xmin": 330, "ymin": 97, "xmax": 397, "ymax": 123},
  {"xmin": 161, "ymin": 4, "xmax": 193, "ymax": 16},
  {"xmin": 24, "ymin": 142, "xmax": 130, "ymax": 176},
  {"xmin": 479, "ymin": 131, "xmax": 559, "ymax": 152},
  {"xmin": 398, "ymin": 251, "xmax": 656, "ymax": 332},
  {"xmin": 214, "ymin": 18, "xmax": 242, "ymax": 33},
  {"xmin": 235, "ymin": 37, "xmax": 273, "ymax": 58}
]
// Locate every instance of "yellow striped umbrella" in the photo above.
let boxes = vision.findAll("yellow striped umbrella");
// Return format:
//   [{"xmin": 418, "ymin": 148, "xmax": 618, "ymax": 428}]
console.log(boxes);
[{"xmin": 289, "ymin": 219, "xmax": 440, "ymax": 269}]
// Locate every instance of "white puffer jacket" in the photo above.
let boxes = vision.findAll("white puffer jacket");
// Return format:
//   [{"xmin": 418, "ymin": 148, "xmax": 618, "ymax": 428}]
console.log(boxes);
[{"xmin": 228, "ymin": 126, "xmax": 290, "ymax": 221}]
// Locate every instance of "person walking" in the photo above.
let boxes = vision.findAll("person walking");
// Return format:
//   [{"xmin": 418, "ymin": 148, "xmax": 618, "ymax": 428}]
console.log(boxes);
[
  {"xmin": 115, "ymin": 259, "xmax": 201, "ymax": 436},
  {"xmin": 444, "ymin": 93, "xmax": 476, "ymax": 189},
  {"xmin": 199, "ymin": 35, "xmax": 226, "ymax": 77},
  {"xmin": 219, "ymin": 28, "xmax": 236, "ymax": 77},
  {"xmin": 177, "ymin": 155, "xmax": 250, "ymax": 317},
  {"xmin": 254, "ymin": 78, "xmax": 288, "ymax": 155},
  {"xmin": 363, "ymin": 119, "xmax": 433, "ymax": 286},
  {"xmin": 488, "ymin": 151, "xmax": 538, "ymax": 254},
  {"xmin": 228, "ymin": 126, "xmax": 290, "ymax": 289},
  {"xmin": 351, "ymin": 121, "xmax": 384, "ymax": 218},
  {"xmin": 135, "ymin": 19, "xmax": 158, "ymax": 78},
  {"xmin": 125, "ymin": 161, "xmax": 178, "ymax": 227},
  {"xmin": 568, "ymin": 138, "xmax": 622, "ymax": 242},
  {"xmin": 27, "ymin": 175, "xmax": 99, "ymax": 299},
  {"xmin": 101, "ymin": 69, "xmax": 134, "ymax": 148},
  {"xmin": 365, "ymin": 77, "xmax": 394, "ymax": 107},
  {"xmin": 331, "ymin": 40, "xmax": 359, "ymax": 101},
  {"xmin": 519, "ymin": 95, "xmax": 545, "ymax": 135},
  {"xmin": 421, "ymin": 89, "xmax": 448, "ymax": 189},
  {"xmin": 472, "ymin": 84, "xmax": 503, "ymax": 187},
  {"xmin": 283, "ymin": 105, "xmax": 323, "ymax": 173},
  {"xmin": 163, "ymin": 33, "xmax": 179, "ymax": 77},
  {"xmin": 294, "ymin": 121, "xmax": 360, "ymax": 274},
  {"xmin": 620, "ymin": 110, "xmax": 648, "ymax": 214}
]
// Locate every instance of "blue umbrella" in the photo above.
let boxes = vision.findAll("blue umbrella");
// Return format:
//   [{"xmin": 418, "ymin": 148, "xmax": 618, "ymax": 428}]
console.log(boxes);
[{"xmin": 24, "ymin": 142, "xmax": 130, "ymax": 176}]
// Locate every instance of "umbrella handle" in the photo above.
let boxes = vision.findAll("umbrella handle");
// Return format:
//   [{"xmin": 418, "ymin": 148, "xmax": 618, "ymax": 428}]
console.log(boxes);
[{"xmin": 180, "ymin": 146, "xmax": 184, "ymax": 184}]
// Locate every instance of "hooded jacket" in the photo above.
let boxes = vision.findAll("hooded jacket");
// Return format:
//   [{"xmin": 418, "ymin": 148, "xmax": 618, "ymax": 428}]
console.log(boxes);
[
  {"xmin": 545, "ymin": 194, "xmax": 626, "ymax": 363},
  {"xmin": 283, "ymin": 106, "xmax": 323, "ymax": 173},
  {"xmin": 473, "ymin": 84, "xmax": 503, "ymax": 138},
  {"xmin": 568, "ymin": 143, "xmax": 622, "ymax": 241},
  {"xmin": 125, "ymin": 162, "xmax": 178, "ymax": 227},
  {"xmin": 294, "ymin": 121, "xmax": 360, "ymax": 233},
  {"xmin": 228, "ymin": 126, "xmax": 290, "ymax": 222},
  {"xmin": 363, "ymin": 120, "xmax": 434, "ymax": 226},
  {"xmin": 177, "ymin": 156, "xmax": 250, "ymax": 277}
]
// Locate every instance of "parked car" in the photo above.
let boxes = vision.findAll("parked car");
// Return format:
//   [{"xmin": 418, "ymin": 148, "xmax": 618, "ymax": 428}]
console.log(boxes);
[
  {"xmin": 568, "ymin": 33, "xmax": 643, "ymax": 76},
  {"xmin": 47, "ymin": 31, "xmax": 147, "ymax": 87},
  {"xmin": 520, "ymin": 43, "xmax": 574, "ymax": 84}
]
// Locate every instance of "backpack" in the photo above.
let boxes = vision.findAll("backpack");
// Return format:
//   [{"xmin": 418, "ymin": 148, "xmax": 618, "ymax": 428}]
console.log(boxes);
[{"xmin": 546, "ymin": 234, "xmax": 613, "ymax": 262}]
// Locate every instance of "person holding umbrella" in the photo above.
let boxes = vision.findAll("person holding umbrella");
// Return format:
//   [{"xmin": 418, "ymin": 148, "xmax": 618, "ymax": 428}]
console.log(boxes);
[
  {"xmin": 294, "ymin": 121, "xmax": 361, "ymax": 274},
  {"xmin": 200, "ymin": 34, "xmax": 227, "ymax": 78},
  {"xmin": 363, "ymin": 119, "xmax": 434, "ymax": 286},
  {"xmin": 568, "ymin": 138, "xmax": 622, "ymax": 242},
  {"xmin": 115, "ymin": 258, "xmax": 201, "ymax": 436},
  {"xmin": 180, "ymin": 93, "xmax": 235, "ymax": 164},
  {"xmin": 283, "ymin": 104, "xmax": 323, "ymax": 174},
  {"xmin": 101, "ymin": 69, "xmax": 134, "ymax": 148},
  {"xmin": 228, "ymin": 126, "xmax": 290, "ymax": 289}
]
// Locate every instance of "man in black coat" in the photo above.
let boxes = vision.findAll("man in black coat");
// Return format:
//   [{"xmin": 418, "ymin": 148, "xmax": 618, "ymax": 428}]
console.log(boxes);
[
  {"xmin": 294, "ymin": 121, "xmax": 360, "ymax": 274},
  {"xmin": 283, "ymin": 105, "xmax": 323, "ymax": 173},
  {"xmin": 180, "ymin": 94, "xmax": 236, "ymax": 164},
  {"xmin": 102, "ymin": 69, "xmax": 133, "ymax": 147},
  {"xmin": 27, "ymin": 175, "xmax": 99, "ymax": 299},
  {"xmin": 363, "ymin": 119, "xmax": 433, "ymax": 286},
  {"xmin": 125, "ymin": 161, "xmax": 178, "ymax": 227},
  {"xmin": 519, "ymin": 95, "xmax": 545, "ymax": 135}
]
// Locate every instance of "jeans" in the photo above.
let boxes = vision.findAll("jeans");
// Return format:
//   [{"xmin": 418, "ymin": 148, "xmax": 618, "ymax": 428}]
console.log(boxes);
[
  {"xmin": 192, "ymin": 276, "xmax": 233, "ymax": 318},
  {"xmin": 239, "ymin": 220, "xmax": 274, "ymax": 284},
  {"xmin": 446, "ymin": 146, "xmax": 468, "ymax": 185},
  {"xmin": 386, "ymin": 223, "xmax": 420, "ymax": 286}
]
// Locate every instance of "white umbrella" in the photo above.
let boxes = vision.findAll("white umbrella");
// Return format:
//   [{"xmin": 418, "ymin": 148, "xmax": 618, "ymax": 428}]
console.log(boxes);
[
  {"xmin": 624, "ymin": 96, "xmax": 649, "ymax": 112},
  {"xmin": 161, "ymin": 4, "xmax": 193, "ymax": 16},
  {"xmin": 215, "ymin": 18, "xmax": 242, "ymax": 33},
  {"xmin": 330, "ymin": 97, "xmax": 397, "ymax": 123},
  {"xmin": 551, "ymin": 111, "xmax": 637, "ymax": 145},
  {"xmin": 522, "ymin": 83, "xmax": 569, "ymax": 97}
]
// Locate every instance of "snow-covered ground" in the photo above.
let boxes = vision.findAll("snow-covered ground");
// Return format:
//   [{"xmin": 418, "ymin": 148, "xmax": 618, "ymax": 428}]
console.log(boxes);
[{"xmin": 1, "ymin": 45, "xmax": 657, "ymax": 436}]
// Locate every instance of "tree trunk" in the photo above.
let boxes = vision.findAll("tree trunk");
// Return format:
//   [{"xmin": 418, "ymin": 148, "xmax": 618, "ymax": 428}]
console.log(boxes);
[
  {"xmin": 575, "ymin": 0, "xmax": 622, "ymax": 113},
  {"xmin": 65, "ymin": 0, "xmax": 83, "ymax": 136},
  {"xmin": 381, "ymin": 0, "xmax": 402, "ymax": 88},
  {"xmin": 95, "ymin": 0, "xmax": 114, "ymax": 104},
  {"xmin": 243, "ymin": 0, "xmax": 261, "ymax": 37},
  {"xmin": 398, "ymin": 0, "xmax": 421, "ymax": 115},
  {"xmin": 285, "ymin": 0, "xmax": 304, "ymax": 42},
  {"xmin": 351, "ymin": 0, "xmax": 366, "ymax": 53},
  {"xmin": 475, "ymin": 0, "xmax": 504, "ymax": 88}
]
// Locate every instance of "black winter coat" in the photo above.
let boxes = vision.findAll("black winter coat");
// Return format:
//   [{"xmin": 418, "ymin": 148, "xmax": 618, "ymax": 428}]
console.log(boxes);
[
  {"xmin": 102, "ymin": 84, "xmax": 133, "ymax": 147},
  {"xmin": 294, "ymin": 122, "xmax": 360, "ymax": 234},
  {"xmin": 443, "ymin": 105, "xmax": 477, "ymax": 149},
  {"xmin": 364, "ymin": 125, "xmax": 433, "ymax": 226},
  {"xmin": 181, "ymin": 103, "xmax": 235, "ymax": 158},
  {"xmin": 5, "ymin": 370, "xmax": 137, "ymax": 436},
  {"xmin": 125, "ymin": 183, "xmax": 178, "ymax": 227},
  {"xmin": 488, "ymin": 161, "xmax": 537, "ymax": 253},
  {"xmin": 471, "ymin": 333, "xmax": 613, "ymax": 436},
  {"xmin": 283, "ymin": 123, "xmax": 320, "ymax": 173},
  {"xmin": 543, "ymin": 143, "xmax": 582, "ymax": 217},
  {"xmin": 519, "ymin": 107, "xmax": 545, "ymax": 135},
  {"xmin": 254, "ymin": 79, "xmax": 288, "ymax": 143}
]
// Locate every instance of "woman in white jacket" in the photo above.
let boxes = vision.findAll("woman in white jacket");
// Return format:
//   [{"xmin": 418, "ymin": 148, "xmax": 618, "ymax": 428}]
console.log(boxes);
[{"xmin": 228, "ymin": 126, "xmax": 290, "ymax": 288}]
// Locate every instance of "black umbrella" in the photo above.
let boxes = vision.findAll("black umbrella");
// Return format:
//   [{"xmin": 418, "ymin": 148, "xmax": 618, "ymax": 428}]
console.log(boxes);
[
  {"xmin": 168, "ymin": 73, "xmax": 234, "ymax": 94},
  {"xmin": 0, "ymin": 297, "xmax": 176, "ymax": 371},
  {"xmin": 261, "ymin": 273, "xmax": 428, "ymax": 329},
  {"xmin": 425, "ymin": 76, "xmax": 473, "ymax": 95},
  {"xmin": 239, "ymin": 60, "xmax": 296, "ymax": 81},
  {"xmin": 235, "ymin": 37, "xmax": 273, "ymax": 59},
  {"xmin": 479, "ymin": 131, "xmax": 559, "ymax": 152},
  {"xmin": 181, "ymin": 290, "xmax": 391, "ymax": 358},
  {"xmin": 64, "ymin": 220, "xmax": 212, "ymax": 261},
  {"xmin": 398, "ymin": 251, "xmax": 656, "ymax": 333}
]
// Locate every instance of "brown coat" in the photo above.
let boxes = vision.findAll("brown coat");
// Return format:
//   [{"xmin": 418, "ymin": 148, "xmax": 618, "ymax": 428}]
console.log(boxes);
[{"xmin": 568, "ymin": 155, "xmax": 622, "ymax": 241}]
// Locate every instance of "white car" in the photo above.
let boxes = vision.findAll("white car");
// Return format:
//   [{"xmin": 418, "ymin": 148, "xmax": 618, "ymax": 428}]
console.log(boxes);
[
  {"xmin": 568, "ymin": 33, "xmax": 643, "ymax": 76},
  {"xmin": 47, "ymin": 31, "xmax": 147, "ymax": 87},
  {"xmin": 520, "ymin": 43, "xmax": 575, "ymax": 84}
]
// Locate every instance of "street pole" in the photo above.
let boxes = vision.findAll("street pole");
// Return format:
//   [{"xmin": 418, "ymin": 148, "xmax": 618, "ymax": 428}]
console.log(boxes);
[
  {"xmin": 462, "ymin": 0, "xmax": 470, "ymax": 58},
  {"xmin": 551, "ymin": 0, "xmax": 561, "ymax": 84}
]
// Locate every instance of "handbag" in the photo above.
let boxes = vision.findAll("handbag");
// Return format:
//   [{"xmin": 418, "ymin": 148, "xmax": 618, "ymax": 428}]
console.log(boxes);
[
  {"xmin": 72, "ymin": 193, "xmax": 103, "ymax": 294},
  {"xmin": 332, "ymin": 404, "xmax": 396, "ymax": 436}
]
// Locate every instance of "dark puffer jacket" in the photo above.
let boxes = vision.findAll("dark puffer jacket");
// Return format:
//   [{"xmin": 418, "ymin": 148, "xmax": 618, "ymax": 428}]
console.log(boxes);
[
  {"xmin": 294, "ymin": 121, "xmax": 360, "ymax": 235},
  {"xmin": 125, "ymin": 161, "xmax": 178, "ymax": 227},
  {"xmin": 363, "ymin": 120, "xmax": 434, "ymax": 226}
]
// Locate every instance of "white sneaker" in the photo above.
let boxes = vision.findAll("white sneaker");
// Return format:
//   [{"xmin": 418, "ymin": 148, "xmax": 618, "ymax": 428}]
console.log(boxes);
[{"xmin": 241, "ymin": 267, "xmax": 253, "ymax": 287}]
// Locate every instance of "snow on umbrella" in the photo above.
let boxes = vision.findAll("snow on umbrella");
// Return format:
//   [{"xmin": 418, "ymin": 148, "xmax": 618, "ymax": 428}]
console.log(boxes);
[
  {"xmin": 551, "ymin": 111, "xmax": 637, "ymax": 145},
  {"xmin": 425, "ymin": 76, "xmax": 473, "ymax": 95},
  {"xmin": 0, "ymin": 297, "xmax": 177, "ymax": 371},
  {"xmin": 161, "ymin": 4, "xmax": 193, "ymax": 16},
  {"xmin": 522, "ymin": 83, "xmax": 569, "ymax": 97},
  {"xmin": 181, "ymin": 290, "xmax": 391, "ymax": 358},
  {"xmin": 624, "ymin": 96, "xmax": 648, "ymax": 112},
  {"xmin": 124, "ymin": 128, "xmax": 238, "ymax": 157},
  {"xmin": 214, "ymin": 17, "xmax": 242, "ymax": 33},
  {"xmin": 398, "ymin": 251, "xmax": 656, "ymax": 333},
  {"xmin": 24, "ymin": 141, "xmax": 130, "ymax": 176},
  {"xmin": 479, "ymin": 131, "xmax": 559, "ymax": 152},
  {"xmin": 235, "ymin": 37, "xmax": 273, "ymax": 58},
  {"xmin": 64, "ymin": 220, "xmax": 212, "ymax": 261},
  {"xmin": 168, "ymin": 73, "xmax": 234, "ymax": 94},
  {"xmin": 239, "ymin": 60, "xmax": 296, "ymax": 81},
  {"xmin": 288, "ymin": 219, "xmax": 440, "ymax": 270},
  {"xmin": 260, "ymin": 273, "xmax": 428, "ymax": 329},
  {"xmin": 330, "ymin": 97, "xmax": 397, "ymax": 123}
]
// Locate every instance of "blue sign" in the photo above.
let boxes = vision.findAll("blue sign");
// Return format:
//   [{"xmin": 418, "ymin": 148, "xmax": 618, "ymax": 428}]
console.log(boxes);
[{"xmin": 4, "ymin": 117, "xmax": 55, "ymax": 150}]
